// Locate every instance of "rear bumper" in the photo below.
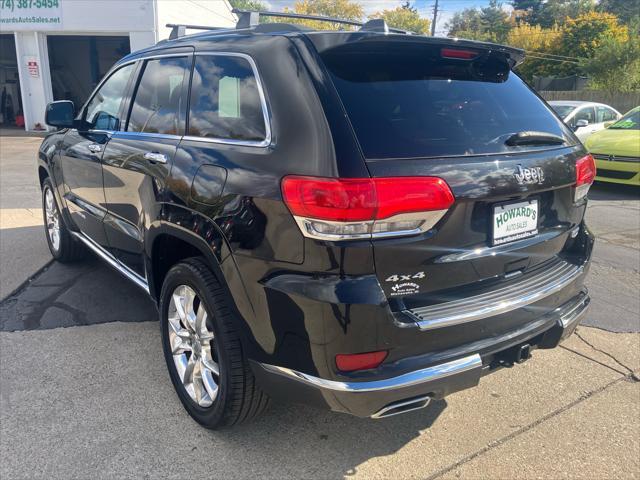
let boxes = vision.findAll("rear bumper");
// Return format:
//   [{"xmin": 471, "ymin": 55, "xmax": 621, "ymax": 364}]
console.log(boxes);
[{"xmin": 251, "ymin": 290, "xmax": 590, "ymax": 418}]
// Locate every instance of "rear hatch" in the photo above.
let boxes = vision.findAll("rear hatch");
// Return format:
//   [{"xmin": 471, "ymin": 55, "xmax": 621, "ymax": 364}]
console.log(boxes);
[{"xmin": 315, "ymin": 36, "xmax": 589, "ymax": 308}]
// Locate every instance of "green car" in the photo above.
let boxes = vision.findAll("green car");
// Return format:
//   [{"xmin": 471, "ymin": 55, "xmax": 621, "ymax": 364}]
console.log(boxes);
[{"xmin": 585, "ymin": 106, "xmax": 640, "ymax": 186}]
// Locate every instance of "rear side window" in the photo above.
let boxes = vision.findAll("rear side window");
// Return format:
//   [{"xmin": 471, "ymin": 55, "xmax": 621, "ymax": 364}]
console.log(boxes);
[
  {"xmin": 321, "ymin": 43, "xmax": 573, "ymax": 159},
  {"xmin": 188, "ymin": 55, "xmax": 266, "ymax": 142},
  {"xmin": 127, "ymin": 56, "xmax": 190, "ymax": 135},
  {"xmin": 596, "ymin": 106, "xmax": 617, "ymax": 123}
]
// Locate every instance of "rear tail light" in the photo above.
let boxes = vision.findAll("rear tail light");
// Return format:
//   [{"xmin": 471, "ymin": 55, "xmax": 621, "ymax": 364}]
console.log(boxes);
[
  {"xmin": 336, "ymin": 351, "xmax": 388, "ymax": 372},
  {"xmin": 281, "ymin": 176, "xmax": 455, "ymax": 240},
  {"xmin": 575, "ymin": 154, "xmax": 596, "ymax": 202}
]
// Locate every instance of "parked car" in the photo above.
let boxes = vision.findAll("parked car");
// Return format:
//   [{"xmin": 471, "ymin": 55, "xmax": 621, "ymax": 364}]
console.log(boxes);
[
  {"xmin": 585, "ymin": 106, "xmax": 640, "ymax": 186},
  {"xmin": 38, "ymin": 11, "xmax": 595, "ymax": 429},
  {"xmin": 549, "ymin": 100, "xmax": 621, "ymax": 142}
]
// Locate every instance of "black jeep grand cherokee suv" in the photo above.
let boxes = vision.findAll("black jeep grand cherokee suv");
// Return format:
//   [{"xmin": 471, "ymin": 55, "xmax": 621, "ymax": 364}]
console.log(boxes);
[{"xmin": 39, "ymin": 12, "xmax": 595, "ymax": 428}]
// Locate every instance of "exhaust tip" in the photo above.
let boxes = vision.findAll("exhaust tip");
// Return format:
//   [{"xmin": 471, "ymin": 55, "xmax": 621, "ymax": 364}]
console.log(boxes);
[{"xmin": 371, "ymin": 395, "xmax": 432, "ymax": 419}]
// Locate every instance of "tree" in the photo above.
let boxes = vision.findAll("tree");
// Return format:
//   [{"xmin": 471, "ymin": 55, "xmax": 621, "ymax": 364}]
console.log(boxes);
[
  {"xmin": 561, "ymin": 11, "xmax": 628, "ymax": 58},
  {"xmin": 479, "ymin": 0, "xmax": 513, "ymax": 43},
  {"xmin": 369, "ymin": 5, "xmax": 430, "ymax": 34},
  {"xmin": 446, "ymin": 8, "xmax": 488, "ymax": 40},
  {"xmin": 282, "ymin": 0, "xmax": 364, "ymax": 30},
  {"xmin": 228, "ymin": 0, "xmax": 267, "ymax": 12},
  {"xmin": 507, "ymin": 23, "xmax": 564, "ymax": 81},
  {"xmin": 525, "ymin": 0, "xmax": 596, "ymax": 28},
  {"xmin": 581, "ymin": 34, "xmax": 640, "ymax": 92},
  {"xmin": 598, "ymin": 0, "xmax": 640, "ymax": 26},
  {"xmin": 446, "ymin": 2, "xmax": 512, "ymax": 43}
]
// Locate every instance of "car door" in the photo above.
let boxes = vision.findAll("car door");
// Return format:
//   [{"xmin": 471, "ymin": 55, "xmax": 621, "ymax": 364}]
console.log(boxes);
[
  {"xmin": 58, "ymin": 63, "xmax": 137, "ymax": 248},
  {"xmin": 573, "ymin": 106, "xmax": 597, "ymax": 141},
  {"xmin": 101, "ymin": 53, "xmax": 192, "ymax": 278}
]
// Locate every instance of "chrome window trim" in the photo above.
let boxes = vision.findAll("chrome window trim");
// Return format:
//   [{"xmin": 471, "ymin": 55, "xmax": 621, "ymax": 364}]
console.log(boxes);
[
  {"xmin": 183, "ymin": 51, "xmax": 272, "ymax": 148},
  {"xmin": 258, "ymin": 353, "xmax": 482, "ymax": 393},
  {"xmin": 111, "ymin": 131, "xmax": 183, "ymax": 141}
]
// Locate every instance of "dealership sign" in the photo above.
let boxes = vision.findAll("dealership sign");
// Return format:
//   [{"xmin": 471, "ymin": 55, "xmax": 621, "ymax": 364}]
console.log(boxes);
[{"xmin": 0, "ymin": 0, "xmax": 62, "ymax": 30}]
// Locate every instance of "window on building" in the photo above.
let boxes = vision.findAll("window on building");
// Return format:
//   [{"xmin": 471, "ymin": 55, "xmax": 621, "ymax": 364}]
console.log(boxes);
[
  {"xmin": 84, "ymin": 63, "xmax": 135, "ymax": 131},
  {"xmin": 574, "ymin": 107, "xmax": 596, "ymax": 125},
  {"xmin": 127, "ymin": 56, "xmax": 190, "ymax": 135},
  {"xmin": 596, "ymin": 106, "xmax": 618, "ymax": 123},
  {"xmin": 188, "ymin": 55, "xmax": 266, "ymax": 142}
]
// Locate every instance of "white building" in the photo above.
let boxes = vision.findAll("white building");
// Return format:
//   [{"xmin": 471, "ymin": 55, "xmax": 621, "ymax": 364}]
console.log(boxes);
[{"xmin": 0, "ymin": 0, "xmax": 236, "ymax": 131}]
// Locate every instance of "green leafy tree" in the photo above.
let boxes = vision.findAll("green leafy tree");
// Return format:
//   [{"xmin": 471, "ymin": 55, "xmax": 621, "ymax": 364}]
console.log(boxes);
[
  {"xmin": 598, "ymin": 0, "xmax": 640, "ymax": 25},
  {"xmin": 479, "ymin": 0, "xmax": 513, "ymax": 43},
  {"xmin": 581, "ymin": 34, "xmax": 640, "ymax": 92},
  {"xmin": 228, "ymin": 0, "xmax": 267, "ymax": 12},
  {"xmin": 446, "ymin": 2, "xmax": 512, "ymax": 43},
  {"xmin": 282, "ymin": 0, "xmax": 364, "ymax": 30},
  {"xmin": 446, "ymin": 8, "xmax": 488, "ymax": 40},
  {"xmin": 369, "ymin": 5, "xmax": 430, "ymax": 34},
  {"xmin": 526, "ymin": 0, "xmax": 596, "ymax": 28}
]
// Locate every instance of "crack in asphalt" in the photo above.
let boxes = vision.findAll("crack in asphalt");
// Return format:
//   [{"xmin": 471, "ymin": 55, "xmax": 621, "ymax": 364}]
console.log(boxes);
[
  {"xmin": 573, "ymin": 330, "xmax": 640, "ymax": 381},
  {"xmin": 426, "ymin": 374, "xmax": 634, "ymax": 480}
]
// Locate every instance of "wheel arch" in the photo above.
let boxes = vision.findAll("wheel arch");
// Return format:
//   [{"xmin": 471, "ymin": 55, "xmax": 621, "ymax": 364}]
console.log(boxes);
[{"xmin": 146, "ymin": 220, "xmax": 258, "ymax": 348}]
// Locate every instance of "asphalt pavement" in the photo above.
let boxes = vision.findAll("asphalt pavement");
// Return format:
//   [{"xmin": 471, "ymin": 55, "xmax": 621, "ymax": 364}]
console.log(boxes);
[{"xmin": 0, "ymin": 135, "xmax": 638, "ymax": 479}]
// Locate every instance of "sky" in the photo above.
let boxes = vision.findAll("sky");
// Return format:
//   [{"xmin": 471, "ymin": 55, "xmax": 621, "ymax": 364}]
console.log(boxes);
[{"xmin": 262, "ymin": 1, "xmax": 510, "ymax": 36}]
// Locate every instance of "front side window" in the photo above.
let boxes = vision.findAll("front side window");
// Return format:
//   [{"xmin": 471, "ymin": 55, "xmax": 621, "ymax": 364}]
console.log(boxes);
[
  {"xmin": 84, "ymin": 63, "xmax": 135, "ymax": 131},
  {"xmin": 127, "ymin": 56, "xmax": 190, "ymax": 135},
  {"xmin": 574, "ymin": 107, "xmax": 596, "ymax": 125},
  {"xmin": 188, "ymin": 55, "xmax": 267, "ymax": 142}
]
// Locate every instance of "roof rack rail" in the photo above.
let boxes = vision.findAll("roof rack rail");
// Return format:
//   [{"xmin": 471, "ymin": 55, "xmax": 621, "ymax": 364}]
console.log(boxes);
[
  {"xmin": 167, "ymin": 23, "xmax": 227, "ymax": 40},
  {"xmin": 232, "ymin": 9, "xmax": 411, "ymax": 34}
]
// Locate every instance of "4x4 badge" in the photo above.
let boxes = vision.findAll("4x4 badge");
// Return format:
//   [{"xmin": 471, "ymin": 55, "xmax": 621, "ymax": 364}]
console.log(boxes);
[{"xmin": 514, "ymin": 165, "xmax": 545, "ymax": 185}]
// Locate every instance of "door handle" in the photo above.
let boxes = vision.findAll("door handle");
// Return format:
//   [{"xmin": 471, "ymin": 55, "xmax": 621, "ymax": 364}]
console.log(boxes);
[
  {"xmin": 87, "ymin": 144, "xmax": 102, "ymax": 153},
  {"xmin": 143, "ymin": 152, "xmax": 168, "ymax": 164}
]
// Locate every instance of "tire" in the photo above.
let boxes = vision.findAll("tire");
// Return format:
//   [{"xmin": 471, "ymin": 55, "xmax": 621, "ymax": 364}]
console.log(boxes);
[
  {"xmin": 159, "ymin": 257, "xmax": 269, "ymax": 428},
  {"xmin": 41, "ymin": 178, "xmax": 85, "ymax": 263}
]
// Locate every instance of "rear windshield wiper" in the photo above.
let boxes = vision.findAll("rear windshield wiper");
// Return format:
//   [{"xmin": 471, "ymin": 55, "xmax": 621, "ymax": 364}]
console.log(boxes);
[{"xmin": 504, "ymin": 131, "xmax": 566, "ymax": 147}]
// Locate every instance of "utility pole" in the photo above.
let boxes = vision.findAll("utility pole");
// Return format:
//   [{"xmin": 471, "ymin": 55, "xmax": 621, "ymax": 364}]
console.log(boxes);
[{"xmin": 430, "ymin": 0, "xmax": 439, "ymax": 36}]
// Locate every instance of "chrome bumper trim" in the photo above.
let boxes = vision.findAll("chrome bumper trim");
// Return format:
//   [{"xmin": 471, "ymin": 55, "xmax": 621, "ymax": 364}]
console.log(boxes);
[
  {"xmin": 259, "ymin": 354, "xmax": 482, "ymax": 393},
  {"xmin": 407, "ymin": 260, "xmax": 584, "ymax": 331},
  {"xmin": 560, "ymin": 292, "xmax": 590, "ymax": 329},
  {"xmin": 70, "ymin": 231, "xmax": 150, "ymax": 294}
]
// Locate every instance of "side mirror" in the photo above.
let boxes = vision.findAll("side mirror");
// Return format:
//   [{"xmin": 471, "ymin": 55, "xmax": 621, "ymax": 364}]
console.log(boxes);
[
  {"xmin": 574, "ymin": 119, "xmax": 589, "ymax": 129},
  {"xmin": 45, "ymin": 101, "xmax": 75, "ymax": 129}
]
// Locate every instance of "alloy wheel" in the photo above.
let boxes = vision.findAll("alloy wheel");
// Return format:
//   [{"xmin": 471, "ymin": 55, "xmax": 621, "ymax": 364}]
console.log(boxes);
[
  {"xmin": 44, "ymin": 188, "xmax": 61, "ymax": 252},
  {"xmin": 167, "ymin": 285, "xmax": 220, "ymax": 407}
]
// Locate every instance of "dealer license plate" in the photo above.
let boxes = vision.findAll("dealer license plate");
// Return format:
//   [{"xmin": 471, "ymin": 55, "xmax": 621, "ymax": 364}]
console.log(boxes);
[{"xmin": 492, "ymin": 199, "xmax": 539, "ymax": 245}]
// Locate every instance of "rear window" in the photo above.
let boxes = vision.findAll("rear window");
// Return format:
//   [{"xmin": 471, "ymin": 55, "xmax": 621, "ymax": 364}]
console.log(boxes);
[
  {"xmin": 551, "ymin": 104, "xmax": 576, "ymax": 119},
  {"xmin": 321, "ymin": 43, "xmax": 573, "ymax": 159}
]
